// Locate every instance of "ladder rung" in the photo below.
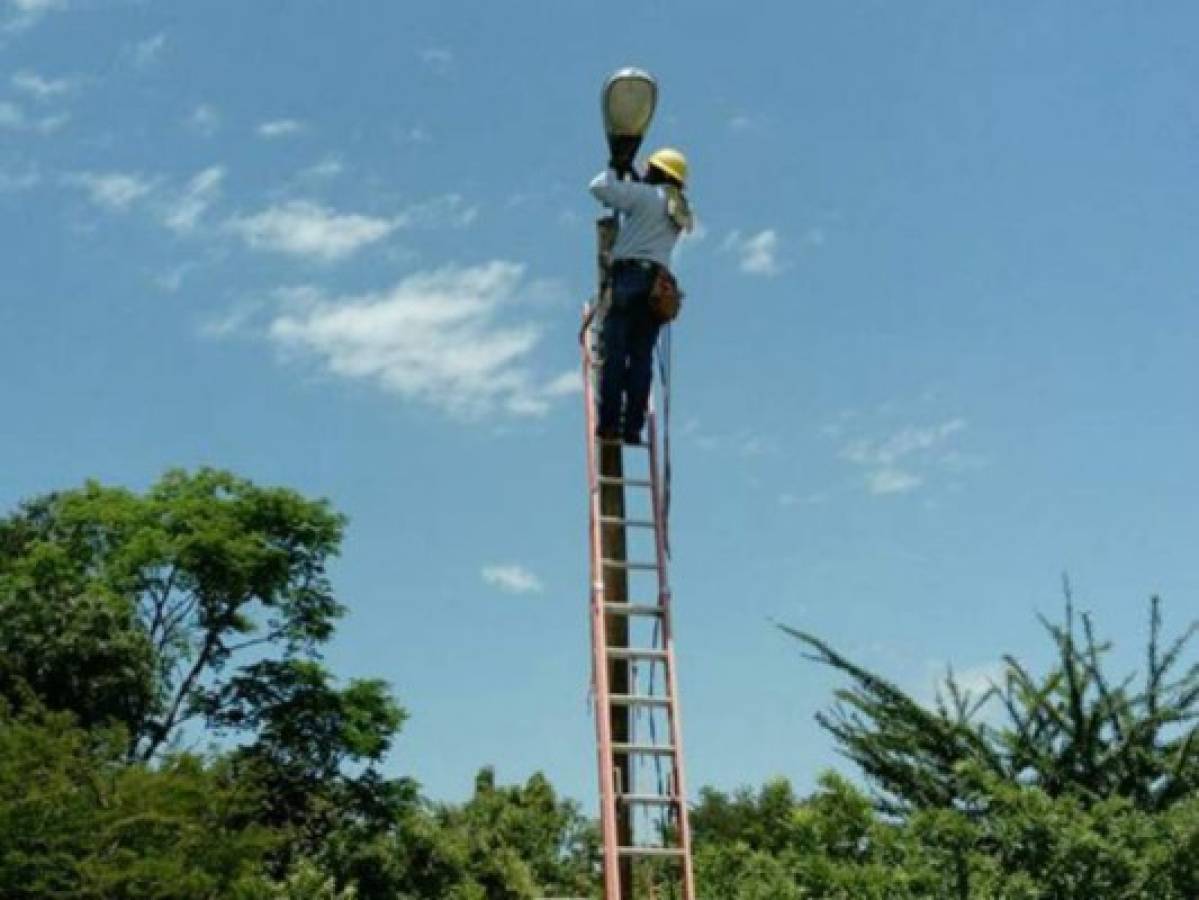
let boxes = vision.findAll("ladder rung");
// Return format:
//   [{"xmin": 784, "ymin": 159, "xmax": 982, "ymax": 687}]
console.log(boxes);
[
  {"xmin": 601, "ymin": 559, "xmax": 658, "ymax": 571},
  {"xmin": 597, "ymin": 476, "xmax": 652, "ymax": 488},
  {"xmin": 612, "ymin": 742, "xmax": 676, "ymax": 756},
  {"xmin": 618, "ymin": 793, "xmax": 680, "ymax": 806},
  {"xmin": 608, "ymin": 693, "xmax": 671, "ymax": 707},
  {"xmin": 604, "ymin": 603, "xmax": 663, "ymax": 617},
  {"xmin": 607, "ymin": 647, "xmax": 668, "ymax": 662},
  {"xmin": 619, "ymin": 845, "xmax": 685, "ymax": 858},
  {"xmin": 598, "ymin": 516, "xmax": 655, "ymax": 528}
]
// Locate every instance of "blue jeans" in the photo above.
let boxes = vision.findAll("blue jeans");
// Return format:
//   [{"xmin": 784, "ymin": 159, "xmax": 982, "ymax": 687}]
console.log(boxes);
[{"xmin": 598, "ymin": 262, "xmax": 660, "ymax": 436}]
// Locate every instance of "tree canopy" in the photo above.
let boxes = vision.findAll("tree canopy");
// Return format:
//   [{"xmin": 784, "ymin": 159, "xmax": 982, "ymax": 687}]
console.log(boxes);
[{"xmin": 1, "ymin": 470, "xmax": 1196, "ymax": 898}]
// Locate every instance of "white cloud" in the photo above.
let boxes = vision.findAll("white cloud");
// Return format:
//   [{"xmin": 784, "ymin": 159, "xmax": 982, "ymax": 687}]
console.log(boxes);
[
  {"xmin": 10, "ymin": 0, "xmax": 65, "ymax": 11},
  {"xmin": 186, "ymin": 103, "xmax": 220, "ymax": 137},
  {"xmin": 11, "ymin": 70, "xmax": 73, "ymax": 99},
  {"xmin": 419, "ymin": 48, "xmax": 453, "ymax": 73},
  {"xmin": 264, "ymin": 261, "xmax": 568, "ymax": 418},
  {"xmin": 4, "ymin": 0, "xmax": 66, "ymax": 30},
  {"xmin": 729, "ymin": 114, "xmax": 753, "ymax": 132},
  {"xmin": 397, "ymin": 124, "xmax": 432, "ymax": 145},
  {"xmin": 163, "ymin": 165, "xmax": 224, "ymax": 233},
  {"xmin": 482, "ymin": 563, "xmax": 543, "ymax": 595},
  {"xmin": 225, "ymin": 200, "xmax": 398, "ymax": 262},
  {"xmin": 399, "ymin": 193, "xmax": 478, "ymax": 228},
  {"xmin": 841, "ymin": 418, "xmax": 968, "ymax": 497},
  {"xmin": 842, "ymin": 419, "xmax": 967, "ymax": 467},
  {"xmin": 0, "ymin": 101, "xmax": 23, "ymax": 128},
  {"xmin": 0, "ymin": 100, "xmax": 67, "ymax": 133},
  {"xmin": 723, "ymin": 228, "xmax": 783, "ymax": 276},
  {"xmin": 153, "ymin": 264, "xmax": 193, "ymax": 293},
  {"xmin": 129, "ymin": 32, "xmax": 166, "ymax": 68},
  {"xmin": 64, "ymin": 171, "xmax": 156, "ymax": 210},
  {"xmin": 0, "ymin": 167, "xmax": 38, "ymax": 191},
  {"xmin": 201, "ymin": 301, "xmax": 265, "ymax": 337},
  {"xmin": 257, "ymin": 118, "xmax": 305, "ymax": 139},
  {"xmin": 540, "ymin": 369, "xmax": 581, "ymax": 397},
  {"xmin": 299, "ymin": 156, "xmax": 344, "ymax": 180},
  {"xmin": 33, "ymin": 111, "xmax": 68, "ymax": 133},
  {"xmin": 867, "ymin": 468, "xmax": 922, "ymax": 496},
  {"xmin": 779, "ymin": 491, "xmax": 827, "ymax": 507}
]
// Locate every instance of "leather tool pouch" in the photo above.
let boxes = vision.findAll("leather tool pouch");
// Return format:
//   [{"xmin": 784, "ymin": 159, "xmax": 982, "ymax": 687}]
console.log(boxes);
[{"xmin": 649, "ymin": 267, "xmax": 683, "ymax": 324}]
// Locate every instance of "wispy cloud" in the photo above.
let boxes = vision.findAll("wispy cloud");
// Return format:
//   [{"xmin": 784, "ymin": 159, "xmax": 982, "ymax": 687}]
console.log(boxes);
[
  {"xmin": 186, "ymin": 103, "xmax": 220, "ymax": 138},
  {"xmin": 11, "ymin": 70, "xmax": 73, "ymax": 99},
  {"xmin": 840, "ymin": 418, "xmax": 968, "ymax": 496},
  {"xmin": 723, "ymin": 228, "xmax": 783, "ymax": 276},
  {"xmin": 867, "ymin": 469, "xmax": 923, "ymax": 496},
  {"xmin": 0, "ymin": 167, "xmax": 39, "ymax": 191},
  {"xmin": 163, "ymin": 166, "xmax": 224, "ymax": 233},
  {"xmin": 298, "ymin": 157, "xmax": 344, "ymax": 180},
  {"xmin": 64, "ymin": 171, "xmax": 156, "ymax": 211},
  {"xmin": 4, "ymin": 0, "xmax": 67, "ymax": 31},
  {"xmin": 0, "ymin": 99, "xmax": 67, "ymax": 133},
  {"xmin": 153, "ymin": 263, "xmax": 194, "ymax": 293},
  {"xmin": 257, "ymin": 118, "xmax": 305, "ymax": 139},
  {"xmin": 419, "ymin": 47, "xmax": 453, "ymax": 74},
  {"xmin": 225, "ymin": 200, "xmax": 398, "ymax": 262},
  {"xmin": 200, "ymin": 300, "xmax": 265, "ymax": 337},
  {"xmin": 481, "ymin": 563, "xmax": 543, "ymax": 595},
  {"xmin": 0, "ymin": 101, "xmax": 22, "ymax": 128},
  {"xmin": 842, "ymin": 419, "xmax": 967, "ymax": 468},
  {"xmin": 396, "ymin": 124, "xmax": 432, "ymax": 145},
  {"xmin": 128, "ymin": 32, "xmax": 166, "ymax": 68},
  {"xmin": 263, "ymin": 261, "xmax": 569, "ymax": 418},
  {"xmin": 400, "ymin": 193, "xmax": 478, "ymax": 228},
  {"xmin": 681, "ymin": 418, "xmax": 779, "ymax": 457}
]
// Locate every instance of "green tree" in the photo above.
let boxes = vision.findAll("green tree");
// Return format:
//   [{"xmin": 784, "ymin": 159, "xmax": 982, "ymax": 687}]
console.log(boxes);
[
  {"xmin": 0, "ymin": 470, "xmax": 410, "ymax": 866},
  {"xmin": 0, "ymin": 469, "xmax": 351, "ymax": 760},
  {"xmin": 782, "ymin": 592, "xmax": 1198, "ymax": 815},
  {"xmin": 321, "ymin": 768, "xmax": 599, "ymax": 900},
  {"xmin": 0, "ymin": 703, "xmax": 276, "ymax": 899}
]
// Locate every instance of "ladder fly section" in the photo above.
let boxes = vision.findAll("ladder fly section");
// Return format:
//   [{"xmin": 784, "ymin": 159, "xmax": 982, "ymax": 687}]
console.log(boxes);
[{"xmin": 581, "ymin": 312, "xmax": 696, "ymax": 900}]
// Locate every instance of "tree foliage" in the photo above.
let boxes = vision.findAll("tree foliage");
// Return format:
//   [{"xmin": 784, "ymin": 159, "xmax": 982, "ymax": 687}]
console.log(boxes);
[
  {"xmin": 0, "ymin": 468, "xmax": 350, "ymax": 760},
  {"xmin": 782, "ymin": 589, "xmax": 1198, "ymax": 816},
  {"xmin": 3, "ymin": 472, "xmax": 1196, "ymax": 898},
  {"xmin": 0, "ymin": 703, "xmax": 276, "ymax": 899}
]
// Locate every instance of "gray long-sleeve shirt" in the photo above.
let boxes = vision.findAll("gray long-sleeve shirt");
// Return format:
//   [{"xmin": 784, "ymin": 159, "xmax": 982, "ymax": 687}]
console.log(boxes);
[{"xmin": 589, "ymin": 168, "xmax": 681, "ymax": 270}]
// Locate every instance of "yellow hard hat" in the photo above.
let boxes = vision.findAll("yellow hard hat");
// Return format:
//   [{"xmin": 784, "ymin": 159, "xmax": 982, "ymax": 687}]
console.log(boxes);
[{"xmin": 647, "ymin": 148, "xmax": 688, "ymax": 185}]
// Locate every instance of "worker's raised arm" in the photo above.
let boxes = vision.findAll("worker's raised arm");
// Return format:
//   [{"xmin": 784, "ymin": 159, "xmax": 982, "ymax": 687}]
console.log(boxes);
[{"xmin": 589, "ymin": 168, "xmax": 647, "ymax": 212}]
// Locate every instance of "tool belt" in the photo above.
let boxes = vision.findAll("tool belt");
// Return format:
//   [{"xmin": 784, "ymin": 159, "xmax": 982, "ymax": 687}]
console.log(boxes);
[
  {"xmin": 614, "ymin": 259, "xmax": 683, "ymax": 324},
  {"xmin": 648, "ymin": 265, "xmax": 683, "ymax": 324}
]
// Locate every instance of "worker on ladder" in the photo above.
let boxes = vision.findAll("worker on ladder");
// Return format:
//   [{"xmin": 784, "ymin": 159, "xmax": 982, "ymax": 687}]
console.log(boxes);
[{"xmin": 589, "ymin": 148, "xmax": 692, "ymax": 445}]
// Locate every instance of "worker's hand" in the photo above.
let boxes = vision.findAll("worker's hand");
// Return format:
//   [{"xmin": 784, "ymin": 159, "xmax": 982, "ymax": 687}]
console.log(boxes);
[{"xmin": 608, "ymin": 159, "xmax": 636, "ymax": 179}]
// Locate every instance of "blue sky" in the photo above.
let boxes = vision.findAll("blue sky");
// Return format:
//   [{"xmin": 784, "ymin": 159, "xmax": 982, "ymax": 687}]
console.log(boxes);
[{"xmin": 3, "ymin": 0, "xmax": 1198, "ymax": 805}]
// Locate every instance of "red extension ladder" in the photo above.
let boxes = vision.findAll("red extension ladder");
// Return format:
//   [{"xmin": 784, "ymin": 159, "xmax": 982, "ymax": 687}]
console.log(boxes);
[{"xmin": 580, "ymin": 309, "xmax": 696, "ymax": 900}]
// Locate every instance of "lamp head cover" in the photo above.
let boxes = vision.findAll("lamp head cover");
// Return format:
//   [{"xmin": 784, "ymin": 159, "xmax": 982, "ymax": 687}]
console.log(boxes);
[
  {"xmin": 602, "ymin": 68, "xmax": 658, "ymax": 173},
  {"xmin": 602, "ymin": 67, "xmax": 658, "ymax": 138}
]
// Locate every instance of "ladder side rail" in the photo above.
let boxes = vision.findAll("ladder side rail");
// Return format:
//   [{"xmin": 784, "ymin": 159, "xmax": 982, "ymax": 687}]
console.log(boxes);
[
  {"xmin": 646, "ymin": 403, "xmax": 697, "ymax": 900},
  {"xmin": 581, "ymin": 307, "xmax": 623, "ymax": 900}
]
